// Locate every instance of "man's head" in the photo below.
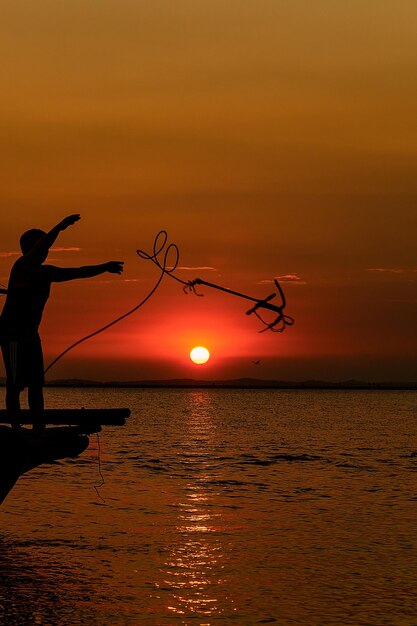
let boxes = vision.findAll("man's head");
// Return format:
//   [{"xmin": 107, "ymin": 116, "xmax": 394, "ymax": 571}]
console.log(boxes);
[{"xmin": 20, "ymin": 229, "xmax": 46, "ymax": 255}]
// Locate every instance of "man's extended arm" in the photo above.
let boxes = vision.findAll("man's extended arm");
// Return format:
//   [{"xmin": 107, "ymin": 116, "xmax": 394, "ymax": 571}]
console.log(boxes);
[
  {"xmin": 46, "ymin": 262, "xmax": 124, "ymax": 282},
  {"xmin": 24, "ymin": 214, "xmax": 80, "ymax": 264}
]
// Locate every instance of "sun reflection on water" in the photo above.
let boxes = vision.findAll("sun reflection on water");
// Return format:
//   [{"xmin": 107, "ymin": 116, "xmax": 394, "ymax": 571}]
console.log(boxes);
[
  {"xmin": 157, "ymin": 390, "xmax": 233, "ymax": 620},
  {"xmin": 161, "ymin": 489, "xmax": 225, "ymax": 618}
]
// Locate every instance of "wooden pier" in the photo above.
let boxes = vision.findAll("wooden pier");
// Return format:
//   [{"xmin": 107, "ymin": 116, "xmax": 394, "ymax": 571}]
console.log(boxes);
[
  {"xmin": 0, "ymin": 408, "xmax": 130, "ymax": 505},
  {"xmin": 0, "ymin": 407, "xmax": 130, "ymax": 426}
]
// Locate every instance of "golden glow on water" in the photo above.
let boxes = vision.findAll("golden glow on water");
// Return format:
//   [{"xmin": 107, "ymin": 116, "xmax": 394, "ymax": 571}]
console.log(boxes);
[
  {"xmin": 162, "ymin": 491, "xmax": 226, "ymax": 617},
  {"xmin": 158, "ymin": 390, "xmax": 232, "ymax": 619}
]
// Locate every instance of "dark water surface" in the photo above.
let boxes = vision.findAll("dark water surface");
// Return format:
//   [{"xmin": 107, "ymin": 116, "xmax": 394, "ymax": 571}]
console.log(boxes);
[{"xmin": 0, "ymin": 388, "xmax": 416, "ymax": 625}]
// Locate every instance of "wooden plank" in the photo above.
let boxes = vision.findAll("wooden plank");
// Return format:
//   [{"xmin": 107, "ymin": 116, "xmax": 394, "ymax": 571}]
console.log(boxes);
[{"xmin": 0, "ymin": 408, "xmax": 130, "ymax": 426}]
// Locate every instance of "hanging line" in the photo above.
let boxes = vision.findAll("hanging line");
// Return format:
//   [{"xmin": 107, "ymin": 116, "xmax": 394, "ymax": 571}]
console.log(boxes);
[
  {"xmin": 44, "ymin": 230, "xmax": 294, "ymax": 374},
  {"xmin": 93, "ymin": 432, "xmax": 106, "ymax": 504}
]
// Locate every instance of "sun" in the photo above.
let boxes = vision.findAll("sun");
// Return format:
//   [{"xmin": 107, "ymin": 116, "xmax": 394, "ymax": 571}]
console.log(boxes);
[{"xmin": 190, "ymin": 346, "xmax": 210, "ymax": 364}]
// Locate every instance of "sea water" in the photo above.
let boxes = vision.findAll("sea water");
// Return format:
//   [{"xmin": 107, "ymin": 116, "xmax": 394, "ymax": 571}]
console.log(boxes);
[{"xmin": 0, "ymin": 388, "xmax": 416, "ymax": 625}]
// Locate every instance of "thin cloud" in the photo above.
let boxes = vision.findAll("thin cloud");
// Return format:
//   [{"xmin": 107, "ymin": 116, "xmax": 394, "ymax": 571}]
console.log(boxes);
[
  {"xmin": 366, "ymin": 268, "xmax": 417, "ymax": 277},
  {"xmin": 278, "ymin": 274, "xmax": 305, "ymax": 282},
  {"xmin": 0, "ymin": 247, "xmax": 81, "ymax": 257},
  {"xmin": 367, "ymin": 268, "xmax": 405, "ymax": 274},
  {"xmin": 51, "ymin": 247, "xmax": 82, "ymax": 252},
  {"xmin": 92, "ymin": 278, "xmax": 145, "ymax": 284},
  {"xmin": 0, "ymin": 251, "xmax": 19, "ymax": 257},
  {"xmin": 259, "ymin": 274, "xmax": 306, "ymax": 285},
  {"xmin": 175, "ymin": 266, "xmax": 217, "ymax": 271}
]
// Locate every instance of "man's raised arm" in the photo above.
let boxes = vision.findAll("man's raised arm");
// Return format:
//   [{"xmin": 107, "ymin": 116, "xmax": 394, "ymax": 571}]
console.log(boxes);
[
  {"xmin": 46, "ymin": 261, "xmax": 124, "ymax": 282},
  {"xmin": 25, "ymin": 214, "xmax": 81, "ymax": 264}
]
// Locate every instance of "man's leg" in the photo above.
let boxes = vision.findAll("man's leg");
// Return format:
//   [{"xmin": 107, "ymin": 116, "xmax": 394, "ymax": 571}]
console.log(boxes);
[
  {"xmin": 5, "ymin": 384, "xmax": 20, "ymax": 412},
  {"xmin": 1, "ymin": 342, "xmax": 22, "ymax": 427},
  {"xmin": 26, "ymin": 335, "xmax": 46, "ymax": 431},
  {"xmin": 6, "ymin": 384, "xmax": 21, "ymax": 428},
  {"xmin": 28, "ymin": 385, "xmax": 44, "ymax": 412},
  {"xmin": 28, "ymin": 385, "xmax": 45, "ymax": 431}
]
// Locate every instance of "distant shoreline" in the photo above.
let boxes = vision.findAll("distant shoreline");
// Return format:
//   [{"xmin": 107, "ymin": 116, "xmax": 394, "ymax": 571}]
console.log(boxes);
[
  {"xmin": 2, "ymin": 378, "xmax": 413, "ymax": 391},
  {"xmin": 1, "ymin": 378, "xmax": 416, "ymax": 391}
]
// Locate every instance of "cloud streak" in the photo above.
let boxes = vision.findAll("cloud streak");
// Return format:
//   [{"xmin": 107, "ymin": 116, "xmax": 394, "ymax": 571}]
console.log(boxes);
[
  {"xmin": 367, "ymin": 268, "xmax": 417, "ymax": 274},
  {"xmin": 0, "ymin": 247, "xmax": 81, "ymax": 258},
  {"xmin": 91, "ymin": 278, "xmax": 146, "ymax": 284},
  {"xmin": 175, "ymin": 266, "xmax": 217, "ymax": 271},
  {"xmin": 51, "ymin": 247, "xmax": 82, "ymax": 252},
  {"xmin": 259, "ymin": 274, "xmax": 306, "ymax": 285}
]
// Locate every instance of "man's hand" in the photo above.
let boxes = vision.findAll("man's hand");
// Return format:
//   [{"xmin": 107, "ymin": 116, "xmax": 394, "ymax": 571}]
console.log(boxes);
[
  {"xmin": 58, "ymin": 214, "xmax": 81, "ymax": 231},
  {"xmin": 105, "ymin": 261, "xmax": 124, "ymax": 274}
]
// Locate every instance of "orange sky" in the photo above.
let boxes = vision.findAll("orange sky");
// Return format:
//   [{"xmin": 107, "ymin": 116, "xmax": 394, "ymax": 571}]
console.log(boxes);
[{"xmin": 0, "ymin": 1, "xmax": 416, "ymax": 381}]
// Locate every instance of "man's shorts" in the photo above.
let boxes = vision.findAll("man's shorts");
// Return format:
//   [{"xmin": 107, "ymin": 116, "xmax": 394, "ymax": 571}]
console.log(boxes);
[{"xmin": 1, "ymin": 334, "xmax": 45, "ymax": 389}]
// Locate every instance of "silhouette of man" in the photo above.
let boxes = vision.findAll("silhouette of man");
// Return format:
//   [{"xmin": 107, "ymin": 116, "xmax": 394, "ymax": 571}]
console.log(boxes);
[{"xmin": 0, "ymin": 214, "xmax": 124, "ymax": 428}]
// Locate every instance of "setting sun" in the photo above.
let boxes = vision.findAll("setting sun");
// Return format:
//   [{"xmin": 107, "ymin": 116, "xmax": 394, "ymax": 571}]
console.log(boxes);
[{"xmin": 190, "ymin": 346, "xmax": 210, "ymax": 365}]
